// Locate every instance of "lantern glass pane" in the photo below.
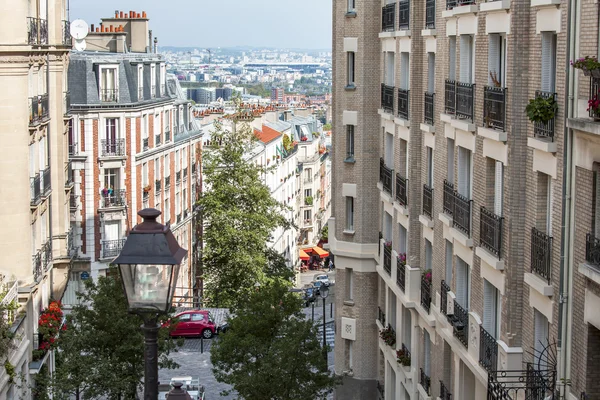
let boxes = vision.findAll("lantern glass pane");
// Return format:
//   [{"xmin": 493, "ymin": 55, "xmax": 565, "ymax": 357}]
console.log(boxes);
[{"xmin": 119, "ymin": 264, "xmax": 179, "ymax": 312}]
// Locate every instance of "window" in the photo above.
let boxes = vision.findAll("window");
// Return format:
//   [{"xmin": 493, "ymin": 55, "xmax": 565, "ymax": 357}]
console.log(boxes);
[
  {"xmin": 305, "ymin": 189, "xmax": 312, "ymax": 198},
  {"xmin": 165, "ymin": 155, "xmax": 170, "ymax": 177},
  {"xmin": 488, "ymin": 34, "xmax": 505, "ymax": 87},
  {"xmin": 398, "ymin": 224, "xmax": 407, "ymax": 254},
  {"xmin": 176, "ymin": 150, "xmax": 181, "ymax": 172},
  {"xmin": 457, "ymin": 146, "xmax": 472, "ymax": 198},
  {"xmin": 445, "ymin": 240, "xmax": 453, "ymax": 283},
  {"xmin": 100, "ymin": 67, "xmax": 117, "ymax": 102},
  {"xmin": 142, "ymin": 115, "xmax": 148, "ymax": 139},
  {"xmin": 427, "ymin": 53, "xmax": 435, "ymax": 93},
  {"xmin": 426, "ymin": 146, "xmax": 433, "ymax": 187},
  {"xmin": 142, "ymin": 163, "xmax": 148, "ymax": 186},
  {"xmin": 533, "ymin": 309, "xmax": 549, "ymax": 367},
  {"xmin": 455, "ymin": 257, "xmax": 470, "ymax": 309},
  {"xmin": 347, "ymin": 0, "xmax": 356, "ymax": 12},
  {"xmin": 447, "ymin": 138, "xmax": 455, "ymax": 184},
  {"xmin": 346, "ymin": 125, "xmax": 355, "ymax": 160},
  {"xmin": 183, "ymin": 188, "xmax": 187, "ymax": 212},
  {"xmin": 150, "ymin": 64, "xmax": 156, "ymax": 98},
  {"xmin": 164, "ymin": 199, "xmax": 170, "ymax": 223},
  {"xmin": 155, "ymin": 158, "xmax": 160, "ymax": 181},
  {"xmin": 346, "ymin": 268, "xmax": 354, "ymax": 300},
  {"xmin": 494, "ymin": 161, "xmax": 503, "ymax": 216},
  {"xmin": 384, "ymin": 52, "xmax": 395, "ymax": 86},
  {"xmin": 459, "ymin": 35, "xmax": 474, "ymax": 83},
  {"xmin": 425, "ymin": 239, "xmax": 432, "ymax": 271},
  {"xmin": 105, "ymin": 118, "xmax": 117, "ymax": 142},
  {"xmin": 347, "ymin": 52, "xmax": 355, "ymax": 87},
  {"xmin": 483, "ymin": 279, "xmax": 500, "ymax": 338},
  {"xmin": 423, "ymin": 330, "xmax": 431, "ymax": 377},
  {"xmin": 178, "ymin": 313, "xmax": 191, "ymax": 322},
  {"xmin": 403, "ymin": 307, "xmax": 412, "ymax": 348},
  {"xmin": 137, "ymin": 65, "xmax": 144, "ymax": 99},
  {"xmin": 537, "ymin": 173, "xmax": 553, "ymax": 234},
  {"xmin": 191, "ymin": 313, "xmax": 205, "ymax": 321},
  {"xmin": 104, "ymin": 168, "xmax": 119, "ymax": 190},
  {"xmin": 346, "ymin": 197, "xmax": 354, "ymax": 231},
  {"xmin": 593, "ymin": 167, "xmax": 600, "ymax": 236},
  {"xmin": 448, "ymin": 37, "xmax": 457, "ymax": 80},
  {"xmin": 176, "ymin": 192, "xmax": 181, "ymax": 216},
  {"xmin": 541, "ymin": 32, "xmax": 557, "ymax": 92},
  {"xmin": 400, "ymin": 52, "xmax": 410, "ymax": 90},
  {"xmin": 304, "ymin": 209, "xmax": 312, "ymax": 221},
  {"xmin": 165, "ymin": 110, "xmax": 171, "ymax": 133},
  {"xmin": 385, "ymin": 132, "xmax": 394, "ymax": 167}
]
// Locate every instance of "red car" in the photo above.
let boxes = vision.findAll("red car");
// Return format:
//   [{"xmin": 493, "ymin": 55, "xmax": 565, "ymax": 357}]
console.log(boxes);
[{"xmin": 169, "ymin": 310, "xmax": 216, "ymax": 339}]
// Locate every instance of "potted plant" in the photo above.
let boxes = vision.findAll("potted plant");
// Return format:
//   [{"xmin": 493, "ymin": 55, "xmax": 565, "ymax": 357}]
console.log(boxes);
[
  {"xmin": 384, "ymin": 241, "xmax": 392, "ymax": 250},
  {"xmin": 571, "ymin": 56, "xmax": 600, "ymax": 77},
  {"xmin": 379, "ymin": 325, "xmax": 396, "ymax": 347},
  {"xmin": 143, "ymin": 185, "xmax": 151, "ymax": 193},
  {"xmin": 305, "ymin": 196, "xmax": 313, "ymax": 206},
  {"xmin": 300, "ymin": 136, "xmax": 308, "ymax": 142},
  {"xmin": 588, "ymin": 93, "xmax": 600, "ymax": 121},
  {"xmin": 525, "ymin": 95, "xmax": 557, "ymax": 124},
  {"xmin": 422, "ymin": 269, "xmax": 432, "ymax": 284},
  {"xmin": 34, "ymin": 301, "xmax": 64, "ymax": 361},
  {"xmin": 396, "ymin": 348, "xmax": 411, "ymax": 367},
  {"xmin": 397, "ymin": 252, "xmax": 407, "ymax": 266}
]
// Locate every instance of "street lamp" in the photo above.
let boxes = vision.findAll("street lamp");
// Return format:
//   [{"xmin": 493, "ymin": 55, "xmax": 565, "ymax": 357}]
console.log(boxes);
[
  {"xmin": 319, "ymin": 285, "xmax": 329, "ymax": 366},
  {"xmin": 113, "ymin": 208, "xmax": 188, "ymax": 400}
]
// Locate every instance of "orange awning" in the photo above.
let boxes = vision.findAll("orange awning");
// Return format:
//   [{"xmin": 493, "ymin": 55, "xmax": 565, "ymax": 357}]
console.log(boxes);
[
  {"xmin": 299, "ymin": 249, "xmax": 310, "ymax": 261},
  {"xmin": 313, "ymin": 246, "xmax": 329, "ymax": 258}
]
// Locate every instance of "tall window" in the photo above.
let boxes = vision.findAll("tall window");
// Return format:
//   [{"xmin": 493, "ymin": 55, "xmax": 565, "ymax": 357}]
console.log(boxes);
[
  {"xmin": 347, "ymin": 0, "xmax": 356, "ymax": 12},
  {"xmin": 448, "ymin": 37, "xmax": 457, "ymax": 80},
  {"xmin": 142, "ymin": 163, "xmax": 148, "ymax": 186},
  {"xmin": 105, "ymin": 118, "xmax": 117, "ymax": 142},
  {"xmin": 104, "ymin": 168, "xmax": 119, "ymax": 190},
  {"xmin": 100, "ymin": 67, "xmax": 117, "ymax": 102},
  {"xmin": 304, "ymin": 209, "xmax": 312, "ymax": 221},
  {"xmin": 427, "ymin": 53, "xmax": 435, "ymax": 93},
  {"xmin": 305, "ymin": 189, "xmax": 312, "ymax": 198},
  {"xmin": 150, "ymin": 64, "xmax": 156, "ymax": 98},
  {"xmin": 384, "ymin": 52, "xmax": 395, "ymax": 86},
  {"xmin": 533, "ymin": 309, "xmax": 549, "ymax": 366},
  {"xmin": 137, "ymin": 65, "xmax": 144, "ymax": 99},
  {"xmin": 423, "ymin": 330, "xmax": 431, "ymax": 378},
  {"xmin": 457, "ymin": 146, "xmax": 472, "ymax": 198},
  {"xmin": 165, "ymin": 154, "xmax": 170, "ymax": 177},
  {"xmin": 155, "ymin": 158, "xmax": 160, "ymax": 182},
  {"xmin": 400, "ymin": 52, "xmax": 410, "ymax": 90},
  {"xmin": 494, "ymin": 161, "xmax": 503, "ymax": 216},
  {"xmin": 347, "ymin": 52, "xmax": 355, "ymax": 87},
  {"xmin": 426, "ymin": 146, "xmax": 433, "ymax": 187},
  {"xmin": 425, "ymin": 239, "xmax": 432, "ymax": 271},
  {"xmin": 445, "ymin": 240, "xmax": 453, "ymax": 283},
  {"xmin": 455, "ymin": 257, "xmax": 470, "ymax": 309},
  {"xmin": 346, "ymin": 125, "xmax": 355, "ymax": 160},
  {"xmin": 346, "ymin": 197, "xmax": 354, "ymax": 231},
  {"xmin": 164, "ymin": 199, "xmax": 170, "ymax": 223},
  {"xmin": 459, "ymin": 35, "xmax": 474, "ymax": 84},
  {"xmin": 398, "ymin": 224, "xmax": 407, "ymax": 254},
  {"xmin": 447, "ymin": 138, "xmax": 455, "ymax": 184},
  {"xmin": 483, "ymin": 279, "xmax": 500, "ymax": 338},
  {"xmin": 165, "ymin": 110, "xmax": 171, "ymax": 133},
  {"xmin": 537, "ymin": 173, "xmax": 553, "ymax": 234},
  {"xmin": 488, "ymin": 34, "xmax": 506, "ymax": 87},
  {"xmin": 541, "ymin": 32, "xmax": 557, "ymax": 93},
  {"xmin": 346, "ymin": 269, "xmax": 354, "ymax": 300}
]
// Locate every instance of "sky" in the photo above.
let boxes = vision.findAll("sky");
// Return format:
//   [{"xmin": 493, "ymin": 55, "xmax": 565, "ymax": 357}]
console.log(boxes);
[{"xmin": 69, "ymin": 0, "xmax": 332, "ymax": 50}]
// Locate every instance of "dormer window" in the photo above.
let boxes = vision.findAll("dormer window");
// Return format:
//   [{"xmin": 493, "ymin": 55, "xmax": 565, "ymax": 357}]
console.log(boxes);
[
  {"xmin": 150, "ymin": 64, "xmax": 156, "ymax": 98},
  {"xmin": 99, "ymin": 66, "xmax": 118, "ymax": 102},
  {"xmin": 160, "ymin": 64, "xmax": 166, "ymax": 95},
  {"xmin": 137, "ymin": 65, "xmax": 143, "ymax": 100}
]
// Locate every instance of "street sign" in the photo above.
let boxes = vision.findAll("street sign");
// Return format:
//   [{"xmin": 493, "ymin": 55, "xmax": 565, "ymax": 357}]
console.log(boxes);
[{"xmin": 81, "ymin": 271, "xmax": 90, "ymax": 280}]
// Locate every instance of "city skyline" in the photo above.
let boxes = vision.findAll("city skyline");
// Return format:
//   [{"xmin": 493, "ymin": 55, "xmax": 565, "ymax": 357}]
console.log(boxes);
[{"xmin": 69, "ymin": 0, "xmax": 333, "ymax": 49}]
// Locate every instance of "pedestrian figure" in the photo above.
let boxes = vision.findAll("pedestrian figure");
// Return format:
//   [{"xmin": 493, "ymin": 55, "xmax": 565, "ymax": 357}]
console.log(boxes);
[{"xmin": 328, "ymin": 259, "xmax": 333, "ymax": 272}]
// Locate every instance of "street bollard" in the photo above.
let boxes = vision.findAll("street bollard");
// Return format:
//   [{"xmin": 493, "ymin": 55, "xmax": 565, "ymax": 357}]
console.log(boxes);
[{"xmin": 201, "ymin": 337, "xmax": 204, "ymax": 354}]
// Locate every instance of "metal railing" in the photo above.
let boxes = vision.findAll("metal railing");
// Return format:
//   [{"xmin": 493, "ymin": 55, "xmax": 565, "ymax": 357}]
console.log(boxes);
[
  {"xmin": 456, "ymin": 82, "xmax": 475, "ymax": 122},
  {"xmin": 487, "ymin": 364, "xmax": 556, "ymax": 400},
  {"xmin": 100, "ymin": 88, "xmax": 119, "ymax": 102},
  {"xmin": 443, "ymin": 180, "xmax": 454, "ymax": 216},
  {"xmin": 41, "ymin": 167, "xmax": 51, "ymax": 195},
  {"xmin": 395, "ymin": 173, "xmax": 408, "ymax": 206},
  {"xmin": 30, "ymin": 175, "xmax": 41, "ymax": 205},
  {"xmin": 423, "ymin": 184, "xmax": 433, "ymax": 219},
  {"xmin": 177, "ymin": 213, "xmax": 182, "ymax": 224},
  {"xmin": 453, "ymin": 191, "xmax": 472, "ymax": 237},
  {"xmin": 424, "ymin": 92, "xmax": 435, "ymax": 125},
  {"xmin": 479, "ymin": 325, "xmax": 498, "ymax": 374},
  {"xmin": 590, "ymin": 77, "xmax": 600, "ymax": 119},
  {"xmin": 378, "ymin": 306, "xmax": 386, "ymax": 326},
  {"xmin": 380, "ymin": 158, "xmax": 393, "ymax": 195},
  {"xmin": 533, "ymin": 91, "xmax": 556, "ymax": 140},
  {"xmin": 440, "ymin": 381, "xmax": 452, "ymax": 400},
  {"xmin": 421, "ymin": 274, "xmax": 432, "ymax": 313},
  {"xmin": 143, "ymin": 137, "xmax": 149, "ymax": 150},
  {"xmin": 484, "ymin": 86, "xmax": 507, "ymax": 131},
  {"xmin": 445, "ymin": 79, "xmax": 456, "ymax": 115},
  {"xmin": 155, "ymin": 179, "xmax": 162, "ymax": 192},
  {"xmin": 41, "ymin": 241, "xmax": 52, "ymax": 271},
  {"xmin": 452, "ymin": 300, "xmax": 469, "ymax": 348},
  {"xmin": 426, "ymin": 0, "xmax": 436, "ymax": 28},
  {"xmin": 165, "ymin": 176, "xmax": 171, "ymax": 188},
  {"xmin": 398, "ymin": 88, "xmax": 410, "ymax": 120},
  {"xmin": 102, "ymin": 238, "xmax": 126, "ymax": 259},
  {"xmin": 397, "ymin": 259, "xmax": 406, "ymax": 292},
  {"xmin": 62, "ymin": 20, "xmax": 71, "ymax": 46},
  {"xmin": 531, "ymin": 227, "xmax": 552, "ymax": 283},
  {"xmin": 420, "ymin": 368, "xmax": 431, "ymax": 396},
  {"xmin": 446, "ymin": 0, "xmax": 457, "ymax": 8},
  {"xmin": 381, "ymin": 84, "xmax": 394, "ymax": 114},
  {"xmin": 382, "ymin": 3, "xmax": 396, "ymax": 31},
  {"xmin": 399, "ymin": 0, "xmax": 410, "ymax": 30},
  {"xmin": 165, "ymin": 129, "xmax": 171, "ymax": 142},
  {"xmin": 176, "ymin": 171, "xmax": 182, "ymax": 183},
  {"xmin": 101, "ymin": 139, "xmax": 126, "ymax": 157},
  {"xmin": 376, "ymin": 381, "xmax": 384, "ymax": 400},
  {"xmin": 441, "ymin": 280, "xmax": 450, "ymax": 317},
  {"xmin": 480, "ymin": 206, "xmax": 503, "ymax": 258},
  {"xmin": 383, "ymin": 246, "xmax": 392, "ymax": 276},
  {"xmin": 586, "ymin": 233, "xmax": 600, "ymax": 267},
  {"xmin": 401, "ymin": 343, "xmax": 411, "ymax": 365},
  {"xmin": 27, "ymin": 17, "xmax": 48, "ymax": 45},
  {"xmin": 69, "ymin": 193, "xmax": 78, "ymax": 211},
  {"xmin": 32, "ymin": 253, "xmax": 42, "ymax": 283},
  {"xmin": 100, "ymin": 189, "xmax": 126, "ymax": 208}
]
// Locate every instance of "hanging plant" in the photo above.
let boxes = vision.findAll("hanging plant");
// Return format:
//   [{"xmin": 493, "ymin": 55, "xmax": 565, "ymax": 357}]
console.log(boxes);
[{"xmin": 525, "ymin": 95, "xmax": 557, "ymax": 123}]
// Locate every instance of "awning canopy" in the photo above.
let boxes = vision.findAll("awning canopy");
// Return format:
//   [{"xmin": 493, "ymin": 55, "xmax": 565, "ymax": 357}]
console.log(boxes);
[
  {"xmin": 313, "ymin": 246, "xmax": 329, "ymax": 258},
  {"xmin": 299, "ymin": 249, "xmax": 310, "ymax": 261}
]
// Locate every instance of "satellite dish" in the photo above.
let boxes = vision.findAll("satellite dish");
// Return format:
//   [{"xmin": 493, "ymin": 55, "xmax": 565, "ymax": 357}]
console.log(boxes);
[
  {"xmin": 74, "ymin": 39, "xmax": 87, "ymax": 52},
  {"xmin": 70, "ymin": 19, "xmax": 89, "ymax": 40}
]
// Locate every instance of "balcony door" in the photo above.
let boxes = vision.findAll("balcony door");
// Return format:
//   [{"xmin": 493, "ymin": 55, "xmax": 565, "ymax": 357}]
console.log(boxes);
[
  {"xmin": 459, "ymin": 35, "xmax": 474, "ymax": 84},
  {"xmin": 455, "ymin": 257, "xmax": 470, "ymax": 310}
]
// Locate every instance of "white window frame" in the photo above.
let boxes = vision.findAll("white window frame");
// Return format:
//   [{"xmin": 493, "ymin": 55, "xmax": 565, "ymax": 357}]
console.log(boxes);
[
  {"xmin": 98, "ymin": 64, "xmax": 119, "ymax": 102},
  {"xmin": 459, "ymin": 35, "xmax": 474, "ymax": 84},
  {"xmin": 483, "ymin": 279, "xmax": 500, "ymax": 338},
  {"xmin": 400, "ymin": 52, "xmax": 410, "ymax": 90},
  {"xmin": 137, "ymin": 65, "xmax": 144, "ymax": 99},
  {"xmin": 541, "ymin": 32, "xmax": 557, "ymax": 93},
  {"xmin": 347, "ymin": 52, "xmax": 355, "ymax": 87},
  {"xmin": 457, "ymin": 146, "xmax": 472, "ymax": 198},
  {"xmin": 346, "ymin": 125, "xmax": 355, "ymax": 159},
  {"xmin": 150, "ymin": 64, "xmax": 156, "ymax": 98}
]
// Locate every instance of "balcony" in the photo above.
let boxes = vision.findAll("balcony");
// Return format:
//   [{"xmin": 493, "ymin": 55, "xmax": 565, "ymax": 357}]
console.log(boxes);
[
  {"xmin": 30, "ymin": 175, "xmax": 41, "ymax": 206},
  {"xmin": 29, "ymin": 94, "xmax": 50, "ymax": 126},
  {"xmin": 41, "ymin": 167, "xmax": 51, "ymax": 196},
  {"xmin": 533, "ymin": 91, "xmax": 556, "ymax": 140},
  {"xmin": 102, "ymin": 238, "xmax": 126, "ymax": 259},
  {"xmin": 422, "ymin": 184, "xmax": 433, "ymax": 219},
  {"xmin": 441, "ymin": 280, "xmax": 451, "ymax": 318},
  {"xmin": 101, "ymin": 139, "xmax": 126, "ymax": 157},
  {"xmin": 381, "ymin": 84, "xmax": 394, "ymax": 114},
  {"xmin": 383, "ymin": 246, "xmax": 392, "ymax": 276},
  {"xmin": 479, "ymin": 325, "xmax": 498, "ymax": 374},
  {"xmin": 176, "ymin": 171, "xmax": 182, "ymax": 184},
  {"xmin": 32, "ymin": 253, "xmax": 42, "ymax": 283},
  {"xmin": 380, "ymin": 158, "xmax": 393, "ymax": 195},
  {"xmin": 100, "ymin": 189, "xmax": 126, "ymax": 208},
  {"xmin": 399, "ymin": 0, "xmax": 410, "ymax": 30},
  {"xmin": 378, "ymin": 306, "xmax": 386, "ymax": 326},
  {"xmin": 395, "ymin": 173, "xmax": 408, "ymax": 207},
  {"xmin": 143, "ymin": 138, "xmax": 149, "ymax": 151},
  {"xmin": 65, "ymin": 161, "xmax": 74, "ymax": 188},
  {"xmin": 586, "ymin": 233, "xmax": 600, "ymax": 268},
  {"xmin": 453, "ymin": 191, "xmax": 472, "ymax": 237},
  {"xmin": 398, "ymin": 88, "xmax": 410, "ymax": 120},
  {"xmin": 381, "ymin": 3, "xmax": 396, "ymax": 32},
  {"xmin": 440, "ymin": 381, "xmax": 452, "ymax": 400},
  {"xmin": 443, "ymin": 180, "xmax": 454, "ymax": 216},
  {"xmin": 452, "ymin": 299, "xmax": 469, "ymax": 348},
  {"xmin": 155, "ymin": 179, "xmax": 162, "ymax": 192},
  {"xmin": 421, "ymin": 274, "xmax": 432, "ymax": 313},
  {"xmin": 487, "ymin": 364, "xmax": 556, "ymax": 400},
  {"xmin": 165, "ymin": 176, "xmax": 171, "ymax": 188},
  {"xmin": 27, "ymin": 17, "xmax": 48, "ymax": 45},
  {"xmin": 480, "ymin": 206, "xmax": 503, "ymax": 258},
  {"xmin": 424, "ymin": 92, "xmax": 435, "ymax": 125},
  {"xmin": 155, "ymin": 133, "xmax": 161, "ymax": 146},
  {"xmin": 397, "ymin": 259, "xmax": 406, "ymax": 292},
  {"xmin": 531, "ymin": 227, "xmax": 552, "ymax": 283},
  {"xmin": 484, "ymin": 86, "xmax": 507, "ymax": 131},
  {"xmin": 420, "ymin": 368, "xmax": 431, "ymax": 396},
  {"xmin": 62, "ymin": 20, "xmax": 71, "ymax": 46},
  {"xmin": 426, "ymin": 0, "xmax": 436, "ymax": 28},
  {"xmin": 100, "ymin": 89, "xmax": 118, "ymax": 103},
  {"xmin": 41, "ymin": 241, "xmax": 52, "ymax": 271},
  {"xmin": 400, "ymin": 343, "xmax": 411, "ymax": 366},
  {"xmin": 445, "ymin": 80, "xmax": 456, "ymax": 115},
  {"xmin": 456, "ymin": 82, "xmax": 475, "ymax": 122}
]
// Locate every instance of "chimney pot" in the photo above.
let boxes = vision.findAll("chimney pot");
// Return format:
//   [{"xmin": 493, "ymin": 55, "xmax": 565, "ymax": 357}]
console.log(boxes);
[
  {"xmin": 91, "ymin": 24, "xmax": 95, "ymax": 31},
  {"xmin": 120, "ymin": 11, "xmax": 124, "ymax": 18},
  {"xmin": 142, "ymin": 11, "xmax": 147, "ymax": 18},
  {"xmin": 137, "ymin": 13, "xmax": 141, "ymax": 18},
  {"xmin": 115, "ymin": 10, "xmax": 119, "ymax": 18},
  {"xmin": 109, "ymin": 25, "xmax": 114, "ymax": 32},
  {"xmin": 96, "ymin": 27, "xmax": 99, "ymax": 33}
]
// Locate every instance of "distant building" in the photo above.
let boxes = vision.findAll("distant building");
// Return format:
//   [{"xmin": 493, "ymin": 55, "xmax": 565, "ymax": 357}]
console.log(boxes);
[
  {"xmin": 215, "ymin": 87, "xmax": 233, "ymax": 101},
  {"xmin": 271, "ymin": 87, "xmax": 284, "ymax": 103},
  {"xmin": 188, "ymin": 88, "xmax": 216, "ymax": 104}
]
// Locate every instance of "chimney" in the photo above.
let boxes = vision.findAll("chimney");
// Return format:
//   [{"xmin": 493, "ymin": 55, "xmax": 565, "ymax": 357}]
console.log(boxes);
[
  {"xmin": 115, "ymin": 10, "xmax": 119, "ymax": 18},
  {"xmin": 120, "ymin": 11, "xmax": 124, "ymax": 18},
  {"xmin": 91, "ymin": 23, "xmax": 94, "ymax": 32},
  {"xmin": 142, "ymin": 11, "xmax": 147, "ymax": 18},
  {"xmin": 109, "ymin": 25, "xmax": 114, "ymax": 33},
  {"xmin": 137, "ymin": 13, "xmax": 141, "ymax": 18}
]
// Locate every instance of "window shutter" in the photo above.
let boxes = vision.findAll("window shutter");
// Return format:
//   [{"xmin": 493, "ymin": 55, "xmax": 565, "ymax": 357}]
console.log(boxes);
[
  {"xmin": 483, "ymin": 280, "xmax": 494, "ymax": 335},
  {"xmin": 386, "ymin": 133, "xmax": 394, "ymax": 167},
  {"xmin": 458, "ymin": 147, "xmax": 471, "ymax": 197},
  {"xmin": 424, "ymin": 330, "xmax": 431, "ymax": 375},
  {"xmin": 456, "ymin": 258, "xmax": 467, "ymax": 308},
  {"xmin": 459, "ymin": 35, "xmax": 472, "ymax": 83},
  {"xmin": 445, "ymin": 241, "xmax": 453, "ymax": 283},
  {"xmin": 541, "ymin": 32, "xmax": 556, "ymax": 92},
  {"xmin": 400, "ymin": 52, "xmax": 410, "ymax": 90},
  {"xmin": 488, "ymin": 34, "xmax": 500, "ymax": 85},
  {"xmin": 449, "ymin": 37, "xmax": 456, "ymax": 80},
  {"xmin": 386, "ymin": 53, "xmax": 395, "ymax": 86},
  {"xmin": 494, "ymin": 161, "xmax": 503, "ymax": 216},
  {"xmin": 428, "ymin": 53, "xmax": 436, "ymax": 93},
  {"xmin": 403, "ymin": 308, "xmax": 412, "ymax": 348},
  {"xmin": 399, "ymin": 225, "xmax": 407, "ymax": 253},
  {"xmin": 447, "ymin": 139, "xmax": 455, "ymax": 184}
]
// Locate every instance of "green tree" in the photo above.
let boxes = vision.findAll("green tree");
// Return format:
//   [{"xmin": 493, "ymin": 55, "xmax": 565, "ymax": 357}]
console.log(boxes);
[
  {"xmin": 322, "ymin": 123, "xmax": 332, "ymax": 131},
  {"xmin": 198, "ymin": 114, "xmax": 291, "ymax": 307},
  {"xmin": 210, "ymin": 281, "xmax": 338, "ymax": 400},
  {"xmin": 51, "ymin": 269, "xmax": 180, "ymax": 399}
]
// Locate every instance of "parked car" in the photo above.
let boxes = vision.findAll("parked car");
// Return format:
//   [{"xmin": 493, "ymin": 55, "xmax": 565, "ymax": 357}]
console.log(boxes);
[
  {"xmin": 168, "ymin": 310, "xmax": 216, "ymax": 339},
  {"xmin": 312, "ymin": 280, "xmax": 324, "ymax": 295},
  {"xmin": 217, "ymin": 321, "xmax": 229, "ymax": 335},
  {"xmin": 314, "ymin": 274, "xmax": 331, "ymax": 287}
]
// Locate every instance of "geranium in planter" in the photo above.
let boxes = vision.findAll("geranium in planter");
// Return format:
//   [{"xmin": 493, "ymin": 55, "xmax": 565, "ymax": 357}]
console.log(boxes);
[
  {"xmin": 379, "ymin": 325, "xmax": 396, "ymax": 347},
  {"xmin": 34, "ymin": 301, "xmax": 64, "ymax": 361},
  {"xmin": 396, "ymin": 348, "xmax": 411, "ymax": 367},
  {"xmin": 384, "ymin": 241, "xmax": 392, "ymax": 249},
  {"xmin": 588, "ymin": 94, "xmax": 600, "ymax": 120},
  {"xmin": 525, "ymin": 95, "xmax": 557, "ymax": 124},
  {"xmin": 397, "ymin": 252, "xmax": 407, "ymax": 266},
  {"xmin": 571, "ymin": 56, "xmax": 600, "ymax": 76},
  {"xmin": 422, "ymin": 269, "xmax": 432, "ymax": 284}
]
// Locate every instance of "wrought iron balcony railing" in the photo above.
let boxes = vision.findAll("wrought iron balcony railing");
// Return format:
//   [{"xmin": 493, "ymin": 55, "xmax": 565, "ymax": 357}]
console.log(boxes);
[
  {"xmin": 27, "ymin": 17, "xmax": 48, "ymax": 45},
  {"xmin": 378, "ymin": 306, "xmax": 386, "ymax": 326},
  {"xmin": 30, "ymin": 174, "xmax": 41, "ymax": 205},
  {"xmin": 382, "ymin": 3, "xmax": 396, "ymax": 31},
  {"xmin": 42, "ymin": 167, "xmax": 51, "ymax": 196},
  {"xmin": 177, "ymin": 213, "xmax": 182, "ymax": 224},
  {"xmin": 398, "ymin": 88, "xmax": 409, "ymax": 120},
  {"xmin": 443, "ymin": 180, "xmax": 454, "ymax": 216},
  {"xmin": 41, "ymin": 241, "xmax": 52, "ymax": 271},
  {"xmin": 155, "ymin": 179, "xmax": 162, "ymax": 192},
  {"xmin": 480, "ymin": 206, "xmax": 503, "ymax": 258},
  {"xmin": 62, "ymin": 20, "xmax": 72, "ymax": 46},
  {"xmin": 590, "ymin": 77, "xmax": 600, "ymax": 119},
  {"xmin": 585, "ymin": 233, "xmax": 600, "ymax": 267},
  {"xmin": 381, "ymin": 84, "xmax": 394, "ymax": 114},
  {"xmin": 479, "ymin": 325, "xmax": 498, "ymax": 374},
  {"xmin": 32, "ymin": 253, "xmax": 42, "ymax": 283},
  {"xmin": 445, "ymin": 79, "xmax": 456, "ymax": 115},
  {"xmin": 397, "ymin": 259, "xmax": 406, "ymax": 292},
  {"xmin": 100, "ymin": 189, "xmax": 126, "ymax": 208},
  {"xmin": 453, "ymin": 191, "xmax": 472, "ymax": 237},
  {"xmin": 423, "ymin": 184, "xmax": 433, "ymax": 219},
  {"xmin": 533, "ymin": 91, "xmax": 556, "ymax": 140},
  {"xmin": 456, "ymin": 82, "xmax": 475, "ymax": 122},
  {"xmin": 65, "ymin": 161, "xmax": 74, "ymax": 188},
  {"xmin": 377, "ymin": 381, "xmax": 384, "ymax": 400},
  {"xmin": 421, "ymin": 274, "xmax": 432, "ymax": 313},
  {"xmin": 100, "ymin": 88, "xmax": 119, "ymax": 102},
  {"xmin": 531, "ymin": 227, "xmax": 552, "ymax": 283},
  {"xmin": 67, "ymin": 228, "xmax": 76, "ymax": 258},
  {"xmin": 380, "ymin": 158, "xmax": 393, "ymax": 195},
  {"xmin": 441, "ymin": 280, "xmax": 450, "ymax": 317},
  {"xmin": 69, "ymin": 193, "xmax": 78, "ymax": 211},
  {"xmin": 395, "ymin": 173, "xmax": 408, "ymax": 207},
  {"xmin": 155, "ymin": 134, "xmax": 161, "ymax": 146},
  {"xmin": 143, "ymin": 138, "xmax": 149, "ymax": 150},
  {"xmin": 420, "ymin": 368, "xmax": 431, "ymax": 396},
  {"xmin": 440, "ymin": 381, "xmax": 452, "ymax": 400},
  {"xmin": 401, "ymin": 343, "xmax": 411, "ymax": 366},
  {"xmin": 383, "ymin": 246, "xmax": 392, "ymax": 276},
  {"xmin": 101, "ymin": 139, "xmax": 126, "ymax": 157},
  {"xmin": 399, "ymin": 0, "xmax": 410, "ymax": 30},
  {"xmin": 484, "ymin": 86, "xmax": 506, "ymax": 131},
  {"xmin": 165, "ymin": 129, "xmax": 171, "ymax": 142},
  {"xmin": 426, "ymin": 0, "xmax": 436, "ymax": 28},
  {"xmin": 165, "ymin": 176, "xmax": 171, "ymax": 188},
  {"xmin": 176, "ymin": 171, "xmax": 182, "ymax": 183},
  {"xmin": 452, "ymin": 299, "xmax": 469, "ymax": 348},
  {"xmin": 102, "ymin": 238, "xmax": 126, "ymax": 259},
  {"xmin": 487, "ymin": 364, "xmax": 556, "ymax": 400},
  {"xmin": 424, "ymin": 92, "xmax": 435, "ymax": 125}
]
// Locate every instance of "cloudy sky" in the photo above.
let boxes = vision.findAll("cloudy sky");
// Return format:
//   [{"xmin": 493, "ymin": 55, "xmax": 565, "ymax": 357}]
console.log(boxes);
[{"xmin": 69, "ymin": 0, "xmax": 332, "ymax": 49}]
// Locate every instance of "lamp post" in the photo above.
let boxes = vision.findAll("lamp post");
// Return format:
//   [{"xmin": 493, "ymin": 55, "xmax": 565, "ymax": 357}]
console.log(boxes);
[
  {"xmin": 319, "ymin": 285, "xmax": 329, "ymax": 367},
  {"xmin": 113, "ymin": 208, "xmax": 188, "ymax": 400}
]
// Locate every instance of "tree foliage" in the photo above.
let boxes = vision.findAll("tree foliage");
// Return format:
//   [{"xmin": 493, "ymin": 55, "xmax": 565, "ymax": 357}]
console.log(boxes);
[
  {"xmin": 51, "ymin": 269, "xmax": 180, "ymax": 399},
  {"xmin": 198, "ymin": 114, "xmax": 291, "ymax": 307},
  {"xmin": 210, "ymin": 281, "xmax": 338, "ymax": 400}
]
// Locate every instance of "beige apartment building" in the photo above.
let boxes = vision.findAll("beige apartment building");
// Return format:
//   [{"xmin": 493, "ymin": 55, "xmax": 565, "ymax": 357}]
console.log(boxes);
[
  {"xmin": 0, "ymin": 0, "xmax": 72, "ymax": 396},
  {"xmin": 331, "ymin": 0, "xmax": 600, "ymax": 398}
]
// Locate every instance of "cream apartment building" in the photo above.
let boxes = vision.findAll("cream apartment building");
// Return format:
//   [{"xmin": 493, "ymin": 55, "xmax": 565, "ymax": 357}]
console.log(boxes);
[{"xmin": 330, "ymin": 0, "xmax": 584, "ymax": 398}]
